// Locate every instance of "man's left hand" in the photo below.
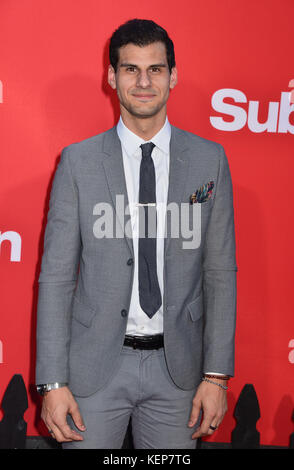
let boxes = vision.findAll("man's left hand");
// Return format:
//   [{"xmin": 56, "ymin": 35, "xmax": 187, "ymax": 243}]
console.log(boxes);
[{"xmin": 188, "ymin": 378, "xmax": 228, "ymax": 438}]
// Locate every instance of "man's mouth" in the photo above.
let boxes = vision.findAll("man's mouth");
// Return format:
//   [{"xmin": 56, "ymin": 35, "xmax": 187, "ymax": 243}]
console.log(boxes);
[{"xmin": 132, "ymin": 94, "xmax": 156, "ymax": 100}]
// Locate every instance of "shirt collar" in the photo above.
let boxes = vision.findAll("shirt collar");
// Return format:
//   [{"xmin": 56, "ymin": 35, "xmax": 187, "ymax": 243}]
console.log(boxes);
[{"xmin": 116, "ymin": 115, "xmax": 171, "ymax": 156}]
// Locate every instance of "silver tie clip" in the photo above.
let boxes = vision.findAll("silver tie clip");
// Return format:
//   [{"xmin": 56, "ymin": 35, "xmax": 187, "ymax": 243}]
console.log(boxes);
[{"xmin": 136, "ymin": 203, "xmax": 157, "ymax": 206}]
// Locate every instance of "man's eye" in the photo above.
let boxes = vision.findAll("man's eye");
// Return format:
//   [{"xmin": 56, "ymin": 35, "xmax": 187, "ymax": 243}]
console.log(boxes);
[
  {"xmin": 126, "ymin": 67, "xmax": 136, "ymax": 72},
  {"xmin": 151, "ymin": 67, "xmax": 160, "ymax": 72}
]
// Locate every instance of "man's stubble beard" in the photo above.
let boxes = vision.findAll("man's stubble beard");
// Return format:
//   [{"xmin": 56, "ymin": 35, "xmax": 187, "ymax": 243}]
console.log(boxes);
[
  {"xmin": 120, "ymin": 100, "xmax": 167, "ymax": 119},
  {"xmin": 118, "ymin": 89, "xmax": 170, "ymax": 120}
]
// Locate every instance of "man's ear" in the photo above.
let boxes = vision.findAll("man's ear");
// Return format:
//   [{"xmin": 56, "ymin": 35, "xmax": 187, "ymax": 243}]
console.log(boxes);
[
  {"xmin": 108, "ymin": 64, "xmax": 116, "ymax": 90},
  {"xmin": 169, "ymin": 66, "xmax": 178, "ymax": 90}
]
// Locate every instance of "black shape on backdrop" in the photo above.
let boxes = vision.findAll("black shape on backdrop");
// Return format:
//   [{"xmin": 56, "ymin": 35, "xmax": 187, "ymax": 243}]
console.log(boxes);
[
  {"xmin": 0, "ymin": 374, "xmax": 28, "ymax": 449},
  {"xmin": 290, "ymin": 409, "xmax": 294, "ymax": 449},
  {"xmin": 231, "ymin": 383, "xmax": 260, "ymax": 449}
]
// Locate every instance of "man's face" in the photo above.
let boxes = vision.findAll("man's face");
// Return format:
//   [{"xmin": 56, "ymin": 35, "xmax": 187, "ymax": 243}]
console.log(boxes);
[{"xmin": 108, "ymin": 41, "xmax": 177, "ymax": 119}]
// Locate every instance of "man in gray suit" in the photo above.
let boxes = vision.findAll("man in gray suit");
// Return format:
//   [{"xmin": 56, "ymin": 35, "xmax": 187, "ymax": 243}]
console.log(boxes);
[{"xmin": 35, "ymin": 19, "xmax": 238, "ymax": 449}]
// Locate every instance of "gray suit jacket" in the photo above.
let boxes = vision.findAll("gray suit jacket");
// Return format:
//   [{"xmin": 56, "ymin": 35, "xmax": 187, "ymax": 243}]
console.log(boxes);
[{"xmin": 35, "ymin": 125, "xmax": 238, "ymax": 397}]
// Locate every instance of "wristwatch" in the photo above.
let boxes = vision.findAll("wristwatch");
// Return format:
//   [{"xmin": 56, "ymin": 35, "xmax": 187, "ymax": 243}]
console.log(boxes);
[{"xmin": 36, "ymin": 382, "xmax": 68, "ymax": 396}]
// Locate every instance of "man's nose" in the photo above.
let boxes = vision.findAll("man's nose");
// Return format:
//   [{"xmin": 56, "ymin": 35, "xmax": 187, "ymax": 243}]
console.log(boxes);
[{"xmin": 136, "ymin": 70, "xmax": 152, "ymax": 88}]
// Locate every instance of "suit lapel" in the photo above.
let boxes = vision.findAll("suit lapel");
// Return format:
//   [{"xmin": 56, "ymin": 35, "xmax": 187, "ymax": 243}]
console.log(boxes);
[
  {"xmin": 101, "ymin": 126, "xmax": 134, "ymax": 257},
  {"xmin": 164, "ymin": 125, "xmax": 190, "ymax": 257}
]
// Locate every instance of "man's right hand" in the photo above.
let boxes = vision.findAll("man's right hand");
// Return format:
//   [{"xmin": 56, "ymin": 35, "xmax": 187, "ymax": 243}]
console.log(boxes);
[{"xmin": 41, "ymin": 386, "xmax": 86, "ymax": 442}]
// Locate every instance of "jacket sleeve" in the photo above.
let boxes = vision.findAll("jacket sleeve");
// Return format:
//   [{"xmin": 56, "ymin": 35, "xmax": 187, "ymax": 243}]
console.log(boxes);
[
  {"xmin": 202, "ymin": 144, "xmax": 238, "ymax": 377},
  {"xmin": 35, "ymin": 146, "xmax": 81, "ymax": 384}
]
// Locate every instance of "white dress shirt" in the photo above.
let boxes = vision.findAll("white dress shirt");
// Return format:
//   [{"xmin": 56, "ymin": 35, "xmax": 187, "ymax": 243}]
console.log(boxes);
[
  {"xmin": 116, "ymin": 115, "xmax": 170, "ymax": 336},
  {"xmin": 116, "ymin": 116, "xmax": 224, "ymax": 377}
]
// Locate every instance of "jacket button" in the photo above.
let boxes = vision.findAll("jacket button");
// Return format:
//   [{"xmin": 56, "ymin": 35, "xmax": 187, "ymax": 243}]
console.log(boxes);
[
  {"xmin": 121, "ymin": 309, "xmax": 127, "ymax": 317},
  {"xmin": 127, "ymin": 258, "xmax": 134, "ymax": 265}
]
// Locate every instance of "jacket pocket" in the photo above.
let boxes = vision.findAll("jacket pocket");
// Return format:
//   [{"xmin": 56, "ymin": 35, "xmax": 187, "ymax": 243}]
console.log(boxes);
[
  {"xmin": 187, "ymin": 292, "xmax": 204, "ymax": 322},
  {"xmin": 72, "ymin": 294, "xmax": 96, "ymax": 328}
]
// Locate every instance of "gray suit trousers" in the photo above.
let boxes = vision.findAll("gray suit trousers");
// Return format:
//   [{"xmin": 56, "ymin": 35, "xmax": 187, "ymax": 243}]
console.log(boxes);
[{"xmin": 62, "ymin": 345, "xmax": 201, "ymax": 449}]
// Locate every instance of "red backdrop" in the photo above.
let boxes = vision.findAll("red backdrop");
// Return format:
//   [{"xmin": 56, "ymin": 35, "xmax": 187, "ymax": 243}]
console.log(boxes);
[{"xmin": 0, "ymin": 0, "xmax": 293, "ymax": 447}]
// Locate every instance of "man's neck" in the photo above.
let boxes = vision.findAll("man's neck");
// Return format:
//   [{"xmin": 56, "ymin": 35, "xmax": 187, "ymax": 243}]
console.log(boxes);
[{"xmin": 120, "ymin": 108, "xmax": 167, "ymax": 141}]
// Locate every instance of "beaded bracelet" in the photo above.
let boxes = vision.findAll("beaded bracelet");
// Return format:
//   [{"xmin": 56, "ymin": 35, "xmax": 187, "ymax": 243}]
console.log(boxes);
[
  {"xmin": 204, "ymin": 374, "xmax": 230, "ymax": 381},
  {"xmin": 202, "ymin": 377, "xmax": 228, "ymax": 390}
]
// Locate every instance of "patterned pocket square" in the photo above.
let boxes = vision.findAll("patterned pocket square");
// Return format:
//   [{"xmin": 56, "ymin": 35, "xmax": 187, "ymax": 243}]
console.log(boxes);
[{"xmin": 189, "ymin": 180, "xmax": 214, "ymax": 204}]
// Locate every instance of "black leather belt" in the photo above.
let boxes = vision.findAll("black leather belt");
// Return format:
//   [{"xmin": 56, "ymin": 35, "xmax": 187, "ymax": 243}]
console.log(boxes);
[{"xmin": 124, "ymin": 334, "xmax": 164, "ymax": 350}]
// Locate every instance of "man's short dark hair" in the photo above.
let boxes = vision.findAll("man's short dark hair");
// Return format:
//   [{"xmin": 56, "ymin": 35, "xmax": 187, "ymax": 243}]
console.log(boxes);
[{"xmin": 109, "ymin": 19, "xmax": 176, "ymax": 73}]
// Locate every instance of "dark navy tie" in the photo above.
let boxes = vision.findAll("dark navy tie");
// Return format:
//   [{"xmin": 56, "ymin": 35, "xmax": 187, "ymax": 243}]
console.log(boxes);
[{"xmin": 138, "ymin": 142, "xmax": 162, "ymax": 318}]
